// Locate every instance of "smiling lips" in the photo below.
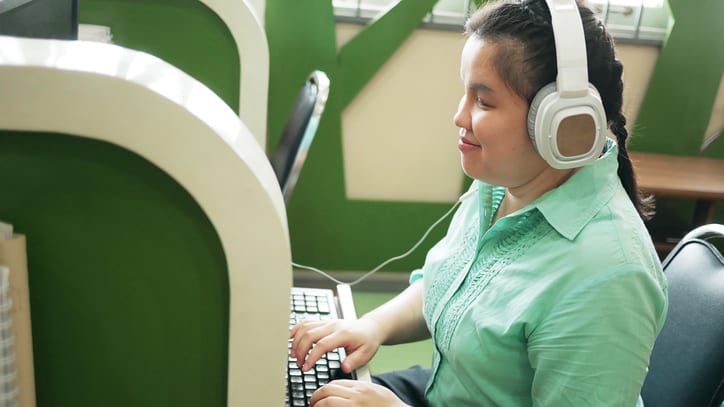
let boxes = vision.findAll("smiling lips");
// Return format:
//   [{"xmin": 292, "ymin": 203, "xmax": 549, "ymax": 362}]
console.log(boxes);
[{"xmin": 458, "ymin": 136, "xmax": 481, "ymax": 152}]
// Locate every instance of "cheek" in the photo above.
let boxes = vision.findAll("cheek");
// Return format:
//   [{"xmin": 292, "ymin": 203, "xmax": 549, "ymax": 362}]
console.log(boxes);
[
  {"xmin": 482, "ymin": 127, "xmax": 532, "ymax": 156},
  {"xmin": 517, "ymin": 134, "xmax": 537, "ymax": 155},
  {"xmin": 509, "ymin": 120, "xmax": 536, "ymax": 154}
]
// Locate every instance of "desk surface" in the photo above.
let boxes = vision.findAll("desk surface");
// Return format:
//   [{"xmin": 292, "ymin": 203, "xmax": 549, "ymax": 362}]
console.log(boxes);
[{"xmin": 629, "ymin": 152, "xmax": 724, "ymax": 201}]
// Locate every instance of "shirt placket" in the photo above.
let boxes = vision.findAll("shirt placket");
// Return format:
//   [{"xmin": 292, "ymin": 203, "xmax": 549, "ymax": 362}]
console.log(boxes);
[{"xmin": 427, "ymin": 191, "xmax": 496, "ymax": 393}]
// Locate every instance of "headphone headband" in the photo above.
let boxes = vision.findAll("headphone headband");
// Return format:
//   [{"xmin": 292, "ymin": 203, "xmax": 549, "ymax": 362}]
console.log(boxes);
[
  {"xmin": 527, "ymin": 0, "xmax": 608, "ymax": 169},
  {"xmin": 546, "ymin": 0, "xmax": 589, "ymax": 96}
]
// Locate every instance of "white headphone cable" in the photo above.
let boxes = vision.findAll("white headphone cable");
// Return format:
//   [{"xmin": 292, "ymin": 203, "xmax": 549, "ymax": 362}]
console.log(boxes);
[{"xmin": 291, "ymin": 187, "xmax": 477, "ymax": 286}]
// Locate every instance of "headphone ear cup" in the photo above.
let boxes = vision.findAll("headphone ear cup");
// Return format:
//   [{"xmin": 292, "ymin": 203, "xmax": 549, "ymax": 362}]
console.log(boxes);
[
  {"xmin": 527, "ymin": 82, "xmax": 558, "ymax": 151},
  {"xmin": 527, "ymin": 82, "xmax": 608, "ymax": 169}
]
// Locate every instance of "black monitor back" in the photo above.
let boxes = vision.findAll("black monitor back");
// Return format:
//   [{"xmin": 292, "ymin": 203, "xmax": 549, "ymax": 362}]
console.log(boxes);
[{"xmin": 0, "ymin": 0, "xmax": 78, "ymax": 40}]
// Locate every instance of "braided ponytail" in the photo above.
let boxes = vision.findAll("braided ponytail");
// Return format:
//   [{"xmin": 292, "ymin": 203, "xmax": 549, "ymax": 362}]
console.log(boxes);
[
  {"xmin": 611, "ymin": 112, "xmax": 655, "ymax": 219},
  {"xmin": 594, "ymin": 19, "xmax": 655, "ymax": 220}
]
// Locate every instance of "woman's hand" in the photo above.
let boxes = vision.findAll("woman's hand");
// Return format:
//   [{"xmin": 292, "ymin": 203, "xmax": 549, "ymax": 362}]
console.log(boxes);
[
  {"xmin": 309, "ymin": 380, "xmax": 410, "ymax": 407},
  {"xmin": 289, "ymin": 318, "xmax": 384, "ymax": 373}
]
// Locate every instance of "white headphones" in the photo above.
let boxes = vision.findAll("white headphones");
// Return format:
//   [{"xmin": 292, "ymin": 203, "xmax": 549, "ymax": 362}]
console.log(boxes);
[{"xmin": 527, "ymin": 0, "xmax": 607, "ymax": 169}]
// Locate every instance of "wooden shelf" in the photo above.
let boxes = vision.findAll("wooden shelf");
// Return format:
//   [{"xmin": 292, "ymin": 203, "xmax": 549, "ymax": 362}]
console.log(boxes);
[
  {"xmin": 630, "ymin": 152, "xmax": 724, "ymax": 202},
  {"xmin": 630, "ymin": 152, "xmax": 724, "ymax": 249}
]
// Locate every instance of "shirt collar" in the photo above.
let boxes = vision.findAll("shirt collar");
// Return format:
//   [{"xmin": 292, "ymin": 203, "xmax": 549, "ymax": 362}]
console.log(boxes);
[{"xmin": 531, "ymin": 138, "xmax": 620, "ymax": 240}]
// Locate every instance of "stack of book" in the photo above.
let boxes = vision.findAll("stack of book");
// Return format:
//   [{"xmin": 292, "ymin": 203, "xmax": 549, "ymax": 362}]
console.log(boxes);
[{"xmin": 0, "ymin": 222, "xmax": 35, "ymax": 407}]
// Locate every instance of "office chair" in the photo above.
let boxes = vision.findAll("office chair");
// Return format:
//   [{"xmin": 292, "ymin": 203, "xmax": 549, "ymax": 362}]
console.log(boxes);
[
  {"xmin": 270, "ymin": 70, "xmax": 330, "ymax": 204},
  {"xmin": 641, "ymin": 224, "xmax": 724, "ymax": 407}
]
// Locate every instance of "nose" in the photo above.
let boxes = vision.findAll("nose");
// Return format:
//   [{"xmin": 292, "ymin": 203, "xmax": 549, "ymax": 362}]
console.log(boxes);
[{"xmin": 453, "ymin": 95, "xmax": 469, "ymax": 132}]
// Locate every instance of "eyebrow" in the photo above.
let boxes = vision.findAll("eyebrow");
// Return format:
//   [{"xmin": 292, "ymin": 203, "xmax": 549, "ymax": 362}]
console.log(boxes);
[{"xmin": 469, "ymin": 82, "xmax": 495, "ymax": 94}]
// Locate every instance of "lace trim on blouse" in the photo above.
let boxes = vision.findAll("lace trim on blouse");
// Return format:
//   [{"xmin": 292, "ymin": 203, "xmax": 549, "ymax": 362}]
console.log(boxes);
[{"xmin": 436, "ymin": 211, "xmax": 549, "ymax": 353}]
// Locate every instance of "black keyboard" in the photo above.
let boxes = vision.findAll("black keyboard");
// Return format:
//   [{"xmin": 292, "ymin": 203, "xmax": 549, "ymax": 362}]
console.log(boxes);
[{"xmin": 286, "ymin": 288, "xmax": 346, "ymax": 407}]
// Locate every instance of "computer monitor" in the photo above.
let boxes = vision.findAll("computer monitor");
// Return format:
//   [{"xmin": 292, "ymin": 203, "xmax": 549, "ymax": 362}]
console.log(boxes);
[{"xmin": 0, "ymin": 0, "xmax": 78, "ymax": 40}]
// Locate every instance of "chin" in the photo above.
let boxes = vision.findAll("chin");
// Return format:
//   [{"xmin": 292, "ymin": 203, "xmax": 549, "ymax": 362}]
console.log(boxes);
[
  {"xmin": 461, "ymin": 166, "xmax": 485, "ymax": 183},
  {"xmin": 462, "ymin": 166, "xmax": 505, "ymax": 186},
  {"xmin": 460, "ymin": 158, "xmax": 483, "ymax": 180}
]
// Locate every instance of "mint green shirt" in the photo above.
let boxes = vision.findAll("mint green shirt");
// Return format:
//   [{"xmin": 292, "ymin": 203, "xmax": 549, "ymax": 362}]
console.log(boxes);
[{"xmin": 411, "ymin": 140, "xmax": 667, "ymax": 406}]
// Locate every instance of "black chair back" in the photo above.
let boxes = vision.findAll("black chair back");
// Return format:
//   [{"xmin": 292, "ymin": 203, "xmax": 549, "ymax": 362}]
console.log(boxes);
[
  {"xmin": 270, "ymin": 70, "xmax": 330, "ymax": 204},
  {"xmin": 641, "ymin": 224, "xmax": 724, "ymax": 407}
]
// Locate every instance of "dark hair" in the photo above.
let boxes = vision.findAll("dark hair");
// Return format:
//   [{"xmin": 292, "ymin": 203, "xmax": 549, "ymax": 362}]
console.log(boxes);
[{"xmin": 465, "ymin": 0, "xmax": 654, "ymax": 220}]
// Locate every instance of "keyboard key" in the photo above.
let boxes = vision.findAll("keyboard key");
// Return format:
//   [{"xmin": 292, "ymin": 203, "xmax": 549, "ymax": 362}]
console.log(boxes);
[{"xmin": 288, "ymin": 288, "xmax": 348, "ymax": 406}]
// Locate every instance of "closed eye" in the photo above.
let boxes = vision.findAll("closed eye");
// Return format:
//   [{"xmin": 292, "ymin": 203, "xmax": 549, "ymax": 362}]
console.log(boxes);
[
  {"xmin": 475, "ymin": 95, "xmax": 491, "ymax": 109},
  {"xmin": 469, "ymin": 82, "xmax": 495, "ymax": 109}
]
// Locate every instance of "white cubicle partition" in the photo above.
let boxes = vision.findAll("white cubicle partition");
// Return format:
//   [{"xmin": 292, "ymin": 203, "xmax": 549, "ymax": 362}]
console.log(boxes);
[
  {"xmin": 0, "ymin": 35, "xmax": 290, "ymax": 406},
  {"xmin": 199, "ymin": 0, "xmax": 269, "ymax": 150}
]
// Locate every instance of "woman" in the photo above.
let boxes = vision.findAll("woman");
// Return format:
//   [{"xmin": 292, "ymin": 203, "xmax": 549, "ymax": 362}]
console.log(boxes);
[{"xmin": 290, "ymin": 0, "xmax": 667, "ymax": 405}]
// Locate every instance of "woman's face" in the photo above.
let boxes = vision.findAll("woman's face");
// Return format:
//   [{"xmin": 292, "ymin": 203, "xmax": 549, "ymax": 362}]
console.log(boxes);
[{"xmin": 454, "ymin": 37, "xmax": 548, "ymax": 187}]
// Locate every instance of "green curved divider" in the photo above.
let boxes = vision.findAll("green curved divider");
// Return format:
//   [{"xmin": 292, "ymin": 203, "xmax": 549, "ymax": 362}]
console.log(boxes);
[{"xmin": 0, "ymin": 131, "xmax": 228, "ymax": 406}]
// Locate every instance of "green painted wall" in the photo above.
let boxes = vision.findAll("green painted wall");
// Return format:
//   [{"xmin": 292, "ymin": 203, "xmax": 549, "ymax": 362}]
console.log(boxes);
[
  {"xmin": 266, "ymin": 0, "xmax": 471, "ymax": 273},
  {"xmin": 0, "ymin": 2, "xmax": 240, "ymax": 405},
  {"xmin": 630, "ymin": 0, "xmax": 724, "ymax": 239},
  {"xmin": 79, "ymin": 0, "xmax": 240, "ymax": 111},
  {"xmin": 633, "ymin": 0, "xmax": 724, "ymax": 156},
  {"xmin": 0, "ymin": 132, "xmax": 228, "ymax": 406}
]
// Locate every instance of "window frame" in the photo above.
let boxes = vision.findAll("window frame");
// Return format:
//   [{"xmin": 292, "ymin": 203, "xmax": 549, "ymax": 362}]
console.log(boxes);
[{"xmin": 332, "ymin": 0, "xmax": 670, "ymax": 46}]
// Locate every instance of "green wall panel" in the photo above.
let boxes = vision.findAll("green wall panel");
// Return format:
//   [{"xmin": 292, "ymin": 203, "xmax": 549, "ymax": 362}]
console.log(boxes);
[
  {"xmin": 631, "ymin": 0, "xmax": 724, "ymax": 239},
  {"xmin": 266, "ymin": 0, "xmax": 466, "ymax": 272},
  {"xmin": 79, "ymin": 0, "xmax": 240, "ymax": 112},
  {"xmin": 0, "ymin": 132, "xmax": 228, "ymax": 406},
  {"xmin": 632, "ymin": 0, "xmax": 724, "ymax": 156}
]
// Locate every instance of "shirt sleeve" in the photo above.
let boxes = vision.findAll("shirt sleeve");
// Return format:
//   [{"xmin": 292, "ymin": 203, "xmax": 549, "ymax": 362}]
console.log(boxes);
[
  {"xmin": 409, "ymin": 268, "xmax": 424, "ymax": 284},
  {"xmin": 528, "ymin": 266, "xmax": 667, "ymax": 407}
]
